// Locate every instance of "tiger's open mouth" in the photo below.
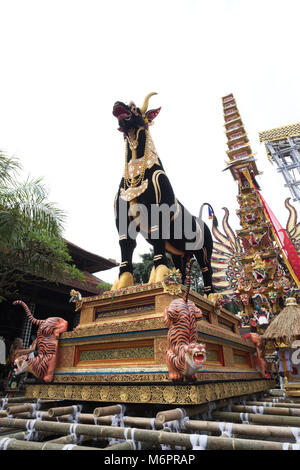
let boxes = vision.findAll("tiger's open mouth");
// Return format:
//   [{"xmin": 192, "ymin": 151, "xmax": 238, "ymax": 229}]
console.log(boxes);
[{"xmin": 193, "ymin": 351, "xmax": 206, "ymax": 364}]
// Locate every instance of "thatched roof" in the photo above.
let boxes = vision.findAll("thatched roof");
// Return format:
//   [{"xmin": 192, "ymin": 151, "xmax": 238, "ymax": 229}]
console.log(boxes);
[{"xmin": 262, "ymin": 297, "xmax": 300, "ymax": 346}]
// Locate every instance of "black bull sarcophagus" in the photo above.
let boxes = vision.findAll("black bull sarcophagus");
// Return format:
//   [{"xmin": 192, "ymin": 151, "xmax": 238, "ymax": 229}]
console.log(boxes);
[{"xmin": 112, "ymin": 92, "xmax": 217, "ymax": 294}]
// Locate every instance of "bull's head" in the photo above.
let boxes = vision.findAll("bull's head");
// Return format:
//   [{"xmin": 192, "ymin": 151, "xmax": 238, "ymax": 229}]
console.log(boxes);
[{"xmin": 113, "ymin": 92, "xmax": 161, "ymax": 135}]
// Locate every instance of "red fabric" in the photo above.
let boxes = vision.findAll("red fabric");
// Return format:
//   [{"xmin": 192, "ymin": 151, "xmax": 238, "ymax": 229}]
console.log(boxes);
[{"xmin": 257, "ymin": 190, "xmax": 300, "ymax": 283}]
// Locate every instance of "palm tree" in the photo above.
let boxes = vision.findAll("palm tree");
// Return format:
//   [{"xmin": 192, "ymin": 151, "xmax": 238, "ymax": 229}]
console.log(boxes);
[
  {"xmin": 0, "ymin": 152, "xmax": 81, "ymax": 301},
  {"xmin": 0, "ymin": 152, "xmax": 65, "ymax": 243}
]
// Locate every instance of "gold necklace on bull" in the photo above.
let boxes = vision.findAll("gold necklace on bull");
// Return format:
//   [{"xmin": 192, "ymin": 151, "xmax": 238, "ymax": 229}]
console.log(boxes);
[{"xmin": 124, "ymin": 127, "xmax": 149, "ymax": 189}]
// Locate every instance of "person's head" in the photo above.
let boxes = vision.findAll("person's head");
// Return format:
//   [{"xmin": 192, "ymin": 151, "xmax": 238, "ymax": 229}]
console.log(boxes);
[{"xmin": 12, "ymin": 338, "xmax": 23, "ymax": 350}]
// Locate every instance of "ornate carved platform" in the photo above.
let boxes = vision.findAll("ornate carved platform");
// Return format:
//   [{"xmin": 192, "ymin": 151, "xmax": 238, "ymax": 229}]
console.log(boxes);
[{"xmin": 25, "ymin": 283, "xmax": 274, "ymax": 404}]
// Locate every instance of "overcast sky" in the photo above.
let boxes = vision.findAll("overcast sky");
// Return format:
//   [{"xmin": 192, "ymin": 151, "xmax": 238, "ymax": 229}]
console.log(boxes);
[{"xmin": 0, "ymin": 0, "xmax": 299, "ymax": 284}]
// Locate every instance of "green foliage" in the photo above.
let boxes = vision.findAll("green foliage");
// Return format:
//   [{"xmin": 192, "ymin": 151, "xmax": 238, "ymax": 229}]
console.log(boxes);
[
  {"xmin": 133, "ymin": 250, "xmax": 204, "ymax": 294},
  {"xmin": 133, "ymin": 250, "xmax": 156, "ymax": 284},
  {"xmin": 97, "ymin": 282, "xmax": 113, "ymax": 292},
  {"xmin": 0, "ymin": 152, "xmax": 82, "ymax": 301}
]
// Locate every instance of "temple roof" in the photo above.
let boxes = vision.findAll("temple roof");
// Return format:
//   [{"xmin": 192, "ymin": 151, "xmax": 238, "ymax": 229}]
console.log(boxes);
[{"xmin": 65, "ymin": 240, "xmax": 118, "ymax": 273}]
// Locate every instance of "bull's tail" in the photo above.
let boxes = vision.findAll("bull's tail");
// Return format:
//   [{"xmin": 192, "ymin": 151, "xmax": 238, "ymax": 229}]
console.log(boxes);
[
  {"xmin": 13, "ymin": 300, "xmax": 41, "ymax": 326},
  {"xmin": 198, "ymin": 202, "xmax": 218, "ymax": 228},
  {"xmin": 183, "ymin": 257, "xmax": 194, "ymax": 303}
]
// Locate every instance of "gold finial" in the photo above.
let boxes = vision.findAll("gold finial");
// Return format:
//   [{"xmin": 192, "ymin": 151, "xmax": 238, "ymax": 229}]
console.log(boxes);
[{"xmin": 285, "ymin": 297, "xmax": 297, "ymax": 306}]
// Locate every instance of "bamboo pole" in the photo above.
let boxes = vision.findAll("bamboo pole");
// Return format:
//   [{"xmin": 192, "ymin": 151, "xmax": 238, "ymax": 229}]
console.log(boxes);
[
  {"xmin": 93, "ymin": 404, "xmax": 124, "ymax": 417},
  {"xmin": 0, "ymin": 427, "xmax": 14, "ymax": 434},
  {"xmin": 105, "ymin": 441, "xmax": 138, "ymax": 450},
  {"xmin": 232, "ymin": 405, "xmax": 300, "ymax": 417},
  {"xmin": 6, "ymin": 413, "xmax": 300, "ymax": 442},
  {"xmin": 253, "ymin": 397, "xmax": 284, "ymax": 402},
  {"xmin": 0, "ymin": 432, "xmax": 29, "ymax": 440},
  {"xmin": 12, "ymin": 411, "xmax": 49, "ymax": 420},
  {"xmin": 184, "ymin": 419, "xmax": 300, "ymax": 442},
  {"xmin": 0, "ymin": 417, "xmax": 298, "ymax": 450},
  {"xmin": 246, "ymin": 401, "xmax": 300, "ymax": 409},
  {"xmin": 46, "ymin": 434, "xmax": 90, "ymax": 445},
  {"xmin": 1, "ymin": 397, "xmax": 27, "ymax": 404},
  {"xmin": 106, "ymin": 441, "xmax": 154, "ymax": 450},
  {"xmin": 155, "ymin": 404, "xmax": 209, "ymax": 425},
  {"xmin": 47, "ymin": 405, "xmax": 83, "ymax": 418},
  {"xmin": 203, "ymin": 436, "xmax": 298, "ymax": 451},
  {"xmin": 0, "ymin": 437, "xmax": 100, "ymax": 451},
  {"xmin": 212, "ymin": 410, "xmax": 300, "ymax": 427},
  {"xmin": 265, "ymin": 396, "xmax": 300, "ymax": 403},
  {"xmin": 154, "ymin": 398, "xmax": 239, "ymax": 426},
  {"xmin": 6, "ymin": 404, "xmax": 37, "ymax": 416}
]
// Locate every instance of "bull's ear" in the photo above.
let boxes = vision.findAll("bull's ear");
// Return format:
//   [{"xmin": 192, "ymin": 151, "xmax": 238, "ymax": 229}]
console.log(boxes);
[{"xmin": 146, "ymin": 107, "xmax": 161, "ymax": 122}]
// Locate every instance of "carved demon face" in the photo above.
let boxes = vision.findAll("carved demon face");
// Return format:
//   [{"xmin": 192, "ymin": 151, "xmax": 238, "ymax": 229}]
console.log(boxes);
[
  {"xmin": 268, "ymin": 290, "xmax": 278, "ymax": 303},
  {"xmin": 240, "ymin": 294, "xmax": 250, "ymax": 305},
  {"xmin": 252, "ymin": 268, "xmax": 269, "ymax": 284},
  {"xmin": 245, "ymin": 213, "xmax": 256, "ymax": 224}
]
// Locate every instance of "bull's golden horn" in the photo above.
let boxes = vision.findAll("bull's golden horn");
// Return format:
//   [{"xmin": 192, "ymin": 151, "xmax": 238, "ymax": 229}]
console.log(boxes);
[{"xmin": 140, "ymin": 92, "xmax": 157, "ymax": 114}]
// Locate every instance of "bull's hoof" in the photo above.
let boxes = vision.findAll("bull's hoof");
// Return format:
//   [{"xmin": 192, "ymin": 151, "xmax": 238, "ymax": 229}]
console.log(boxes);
[
  {"xmin": 148, "ymin": 264, "xmax": 173, "ymax": 283},
  {"xmin": 148, "ymin": 266, "xmax": 156, "ymax": 284},
  {"xmin": 111, "ymin": 272, "xmax": 134, "ymax": 291},
  {"xmin": 208, "ymin": 293, "xmax": 219, "ymax": 304}
]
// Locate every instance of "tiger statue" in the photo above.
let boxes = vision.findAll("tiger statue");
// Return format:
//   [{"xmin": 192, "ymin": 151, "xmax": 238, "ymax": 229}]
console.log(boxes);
[
  {"xmin": 164, "ymin": 258, "xmax": 206, "ymax": 381},
  {"xmin": 164, "ymin": 298, "xmax": 206, "ymax": 381},
  {"xmin": 242, "ymin": 332, "xmax": 270, "ymax": 378},
  {"xmin": 13, "ymin": 300, "xmax": 68, "ymax": 382}
]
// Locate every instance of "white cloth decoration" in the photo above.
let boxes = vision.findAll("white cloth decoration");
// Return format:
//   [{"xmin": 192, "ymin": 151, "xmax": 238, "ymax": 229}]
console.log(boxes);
[
  {"xmin": 69, "ymin": 423, "xmax": 78, "ymax": 435},
  {"xmin": 223, "ymin": 423, "xmax": 233, "ymax": 438},
  {"xmin": 189, "ymin": 434, "xmax": 208, "ymax": 450},
  {"xmin": 150, "ymin": 418, "xmax": 156, "ymax": 430},
  {"xmin": 0, "ymin": 437, "xmax": 14, "ymax": 450},
  {"xmin": 129, "ymin": 428, "xmax": 141, "ymax": 450},
  {"xmin": 62, "ymin": 444, "xmax": 76, "ymax": 450},
  {"xmin": 25, "ymin": 419, "xmax": 40, "ymax": 441},
  {"xmin": 291, "ymin": 427, "xmax": 300, "ymax": 443},
  {"xmin": 251, "ymin": 406, "xmax": 264, "ymax": 414},
  {"xmin": 0, "ymin": 397, "xmax": 8, "ymax": 410},
  {"xmin": 218, "ymin": 422, "xmax": 233, "ymax": 438},
  {"xmin": 240, "ymin": 413, "xmax": 249, "ymax": 424}
]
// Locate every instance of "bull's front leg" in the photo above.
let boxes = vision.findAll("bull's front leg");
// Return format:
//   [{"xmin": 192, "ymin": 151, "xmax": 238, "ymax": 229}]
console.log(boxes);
[
  {"xmin": 111, "ymin": 194, "xmax": 137, "ymax": 290},
  {"xmin": 147, "ymin": 172, "xmax": 174, "ymax": 283},
  {"xmin": 148, "ymin": 239, "xmax": 172, "ymax": 283}
]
